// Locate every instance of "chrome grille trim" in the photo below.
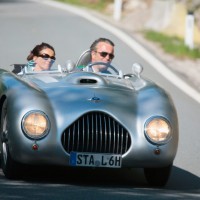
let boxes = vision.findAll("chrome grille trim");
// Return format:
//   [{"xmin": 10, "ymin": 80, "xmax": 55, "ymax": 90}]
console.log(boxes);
[{"xmin": 61, "ymin": 112, "xmax": 131, "ymax": 155}]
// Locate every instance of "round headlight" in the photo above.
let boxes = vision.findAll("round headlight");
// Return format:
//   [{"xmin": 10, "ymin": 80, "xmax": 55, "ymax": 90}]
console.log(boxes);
[
  {"xmin": 22, "ymin": 111, "xmax": 50, "ymax": 139},
  {"xmin": 145, "ymin": 117, "xmax": 172, "ymax": 144}
]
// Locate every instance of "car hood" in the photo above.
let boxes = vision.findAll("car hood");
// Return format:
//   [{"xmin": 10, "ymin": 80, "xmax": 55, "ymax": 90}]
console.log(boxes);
[
  {"xmin": 21, "ymin": 72, "xmax": 140, "ymax": 124},
  {"xmin": 3, "ymin": 70, "xmax": 175, "ymax": 140}
]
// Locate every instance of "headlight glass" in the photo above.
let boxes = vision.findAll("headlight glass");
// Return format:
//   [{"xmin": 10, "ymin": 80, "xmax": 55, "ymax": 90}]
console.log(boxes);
[
  {"xmin": 22, "ymin": 111, "xmax": 50, "ymax": 139},
  {"xmin": 145, "ymin": 117, "xmax": 172, "ymax": 144}
]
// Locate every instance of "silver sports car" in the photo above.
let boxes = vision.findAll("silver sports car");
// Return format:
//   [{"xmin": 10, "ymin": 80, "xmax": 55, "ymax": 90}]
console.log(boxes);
[{"xmin": 0, "ymin": 53, "xmax": 178, "ymax": 187}]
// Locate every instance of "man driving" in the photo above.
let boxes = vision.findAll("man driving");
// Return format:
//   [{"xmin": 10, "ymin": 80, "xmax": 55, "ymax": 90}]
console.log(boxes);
[{"xmin": 90, "ymin": 38, "xmax": 115, "ymax": 72}]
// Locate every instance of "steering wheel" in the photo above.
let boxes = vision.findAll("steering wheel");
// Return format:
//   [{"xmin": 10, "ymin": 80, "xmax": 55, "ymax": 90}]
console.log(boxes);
[
  {"xmin": 86, "ymin": 62, "xmax": 119, "ymax": 74},
  {"xmin": 123, "ymin": 73, "xmax": 136, "ymax": 78}
]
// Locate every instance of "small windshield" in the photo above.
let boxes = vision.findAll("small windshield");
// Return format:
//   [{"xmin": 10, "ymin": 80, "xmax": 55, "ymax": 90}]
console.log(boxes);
[
  {"xmin": 20, "ymin": 64, "xmax": 63, "ymax": 75},
  {"xmin": 18, "ymin": 61, "xmax": 123, "ymax": 79}
]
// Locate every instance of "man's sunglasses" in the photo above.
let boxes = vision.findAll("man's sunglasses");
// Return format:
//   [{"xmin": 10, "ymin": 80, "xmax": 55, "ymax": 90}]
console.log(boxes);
[
  {"xmin": 95, "ymin": 51, "xmax": 115, "ymax": 60},
  {"xmin": 38, "ymin": 53, "xmax": 56, "ymax": 61}
]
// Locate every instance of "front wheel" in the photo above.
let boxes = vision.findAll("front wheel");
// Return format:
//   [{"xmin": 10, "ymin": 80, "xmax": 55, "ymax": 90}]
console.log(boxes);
[
  {"xmin": 0, "ymin": 100, "xmax": 22, "ymax": 179},
  {"xmin": 144, "ymin": 164, "xmax": 172, "ymax": 187},
  {"xmin": 1, "ymin": 141, "xmax": 21, "ymax": 179}
]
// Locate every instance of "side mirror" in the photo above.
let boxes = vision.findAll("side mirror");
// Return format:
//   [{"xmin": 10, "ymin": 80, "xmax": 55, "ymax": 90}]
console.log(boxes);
[
  {"xmin": 132, "ymin": 63, "xmax": 143, "ymax": 78},
  {"xmin": 64, "ymin": 60, "xmax": 75, "ymax": 72}
]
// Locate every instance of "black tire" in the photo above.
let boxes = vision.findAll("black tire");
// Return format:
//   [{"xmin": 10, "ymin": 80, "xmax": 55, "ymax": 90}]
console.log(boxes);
[
  {"xmin": 0, "ymin": 100, "xmax": 22, "ymax": 179},
  {"xmin": 144, "ymin": 164, "xmax": 172, "ymax": 187}
]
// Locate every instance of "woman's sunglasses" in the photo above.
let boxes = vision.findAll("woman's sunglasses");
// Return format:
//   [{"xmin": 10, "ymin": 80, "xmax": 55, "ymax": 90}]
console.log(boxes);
[
  {"xmin": 95, "ymin": 51, "xmax": 115, "ymax": 60},
  {"xmin": 38, "ymin": 53, "xmax": 56, "ymax": 61}
]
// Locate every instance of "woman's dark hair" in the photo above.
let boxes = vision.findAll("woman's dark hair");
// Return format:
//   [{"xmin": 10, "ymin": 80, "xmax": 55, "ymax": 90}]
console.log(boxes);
[
  {"xmin": 27, "ymin": 42, "xmax": 55, "ymax": 61},
  {"xmin": 90, "ymin": 38, "xmax": 115, "ymax": 51}
]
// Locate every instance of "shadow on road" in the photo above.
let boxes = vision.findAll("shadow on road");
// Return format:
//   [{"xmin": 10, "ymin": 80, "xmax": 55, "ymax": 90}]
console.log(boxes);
[
  {"xmin": 0, "ymin": 165, "xmax": 199, "ymax": 190},
  {"xmin": 167, "ymin": 166, "xmax": 200, "ymax": 190},
  {"xmin": 0, "ymin": 165, "xmax": 199, "ymax": 199}
]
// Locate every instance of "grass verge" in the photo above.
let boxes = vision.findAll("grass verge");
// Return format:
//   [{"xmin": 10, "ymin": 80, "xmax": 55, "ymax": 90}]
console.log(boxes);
[{"xmin": 143, "ymin": 30, "xmax": 200, "ymax": 60}]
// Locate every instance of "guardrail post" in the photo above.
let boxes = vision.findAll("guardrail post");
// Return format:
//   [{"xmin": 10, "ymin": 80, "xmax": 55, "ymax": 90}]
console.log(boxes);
[
  {"xmin": 185, "ymin": 12, "xmax": 194, "ymax": 49},
  {"xmin": 113, "ymin": 0, "xmax": 122, "ymax": 21}
]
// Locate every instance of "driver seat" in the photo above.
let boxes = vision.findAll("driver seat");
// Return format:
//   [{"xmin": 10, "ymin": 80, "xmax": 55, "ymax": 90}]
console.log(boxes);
[{"xmin": 75, "ymin": 49, "xmax": 91, "ymax": 68}]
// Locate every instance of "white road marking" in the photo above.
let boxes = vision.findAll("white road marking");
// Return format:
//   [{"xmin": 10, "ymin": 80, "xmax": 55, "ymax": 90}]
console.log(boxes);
[{"xmin": 33, "ymin": 0, "xmax": 200, "ymax": 104}]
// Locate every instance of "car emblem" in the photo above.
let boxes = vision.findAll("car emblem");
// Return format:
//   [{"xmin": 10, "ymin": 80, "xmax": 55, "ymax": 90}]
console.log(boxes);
[{"xmin": 88, "ymin": 96, "xmax": 101, "ymax": 103}]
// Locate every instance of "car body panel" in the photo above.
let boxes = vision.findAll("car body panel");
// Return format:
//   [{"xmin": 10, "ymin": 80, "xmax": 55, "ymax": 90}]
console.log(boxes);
[{"xmin": 0, "ymin": 64, "xmax": 178, "ymax": 171}]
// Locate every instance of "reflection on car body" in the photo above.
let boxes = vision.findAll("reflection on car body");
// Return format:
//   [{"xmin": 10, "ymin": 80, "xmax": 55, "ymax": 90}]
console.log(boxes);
[{"xmin": 0, "ymin": 59, "xmax": 178, "ymax": 187}]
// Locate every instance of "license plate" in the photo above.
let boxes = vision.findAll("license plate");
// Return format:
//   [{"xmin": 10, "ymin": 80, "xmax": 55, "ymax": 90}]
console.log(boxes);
[{"xmin": 70, "ymin": 152, "xmax": 122, "ymax": 168}]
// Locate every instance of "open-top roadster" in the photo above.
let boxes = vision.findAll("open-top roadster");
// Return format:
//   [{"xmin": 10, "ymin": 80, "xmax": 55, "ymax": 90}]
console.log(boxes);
[{"xmin": 0, "ymin": 54, "xmax": 178, "ymax": 186}]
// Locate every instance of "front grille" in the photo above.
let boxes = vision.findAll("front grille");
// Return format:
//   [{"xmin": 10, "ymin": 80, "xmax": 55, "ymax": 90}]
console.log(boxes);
[{"xmin": 61, "ymin": 111, "xmax": 131, "ymax": 155}]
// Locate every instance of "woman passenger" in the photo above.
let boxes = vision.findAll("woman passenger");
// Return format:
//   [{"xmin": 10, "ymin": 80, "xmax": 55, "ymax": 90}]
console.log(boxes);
[{"xmin": 27, "ymin": 42, "xmax": 56, "ymax": 71}]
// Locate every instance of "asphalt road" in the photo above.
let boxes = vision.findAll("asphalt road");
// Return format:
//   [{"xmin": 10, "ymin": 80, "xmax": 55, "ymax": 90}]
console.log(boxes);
[{"xmin": 0, "ymin": 0, "xmax": 200, "ymax": 199}]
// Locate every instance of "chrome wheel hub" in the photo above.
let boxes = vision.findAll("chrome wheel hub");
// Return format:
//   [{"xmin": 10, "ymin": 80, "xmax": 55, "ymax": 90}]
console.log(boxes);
[{"xmin": 2, "ymin": 142, "xmax": 7, "ymax": 164}]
